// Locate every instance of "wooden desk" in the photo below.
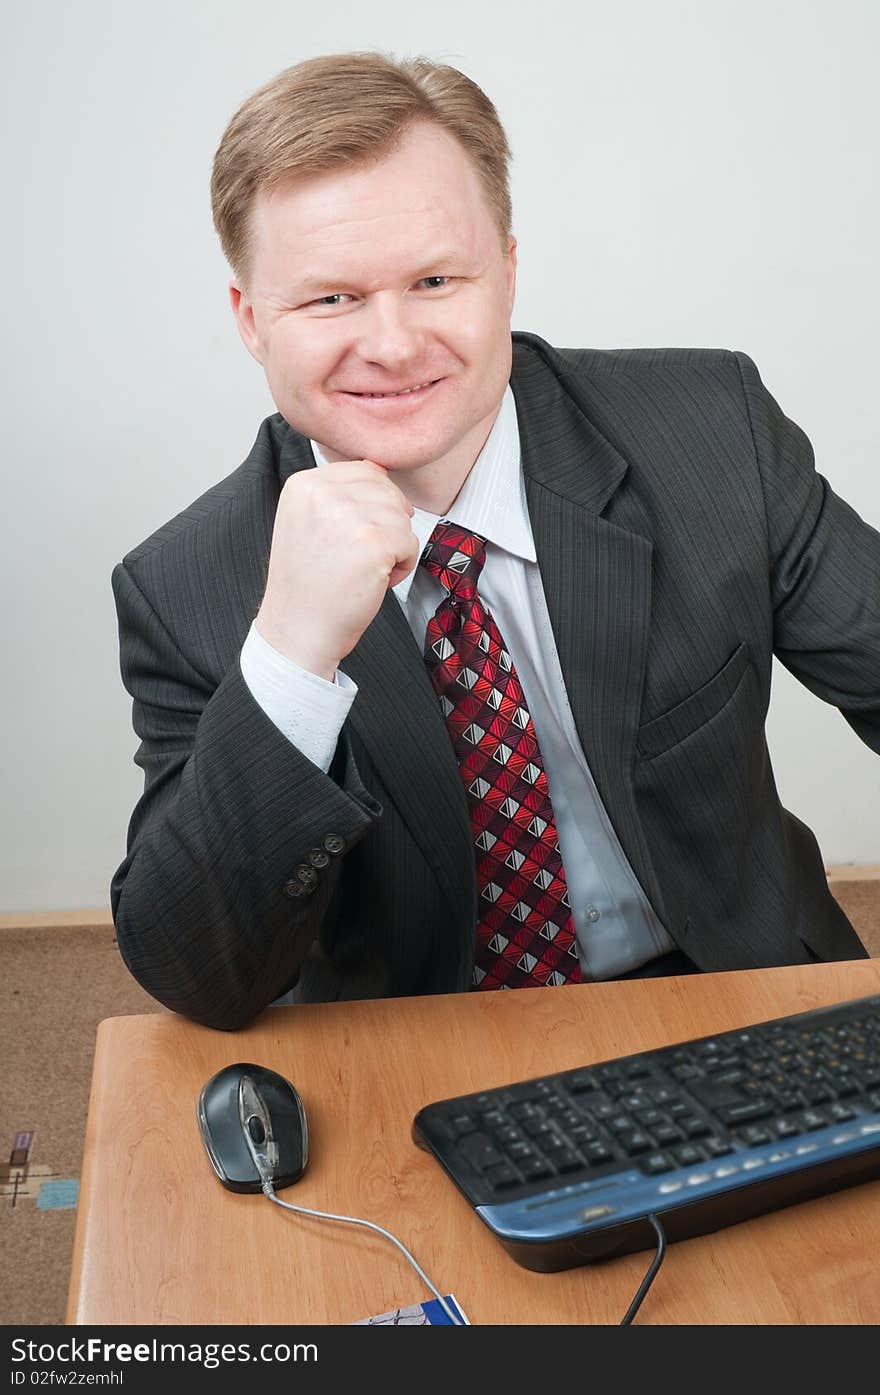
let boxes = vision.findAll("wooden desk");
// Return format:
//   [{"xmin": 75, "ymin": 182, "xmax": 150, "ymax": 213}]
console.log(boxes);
[{"xmin": 67, "ymin": 961, "xmax": 880, "ymax": 1325}]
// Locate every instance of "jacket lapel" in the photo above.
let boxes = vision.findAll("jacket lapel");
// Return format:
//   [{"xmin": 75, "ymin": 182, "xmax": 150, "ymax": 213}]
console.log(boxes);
[{"xmin": 512, "ymin": 336, "xmax": 667, "ymax": 922}]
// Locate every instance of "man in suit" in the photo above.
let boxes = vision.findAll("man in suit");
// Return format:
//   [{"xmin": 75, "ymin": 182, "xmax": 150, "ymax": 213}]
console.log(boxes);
[{"xmin": 111, "ymin": 53, "xmax": 878, "ymax": 1030}]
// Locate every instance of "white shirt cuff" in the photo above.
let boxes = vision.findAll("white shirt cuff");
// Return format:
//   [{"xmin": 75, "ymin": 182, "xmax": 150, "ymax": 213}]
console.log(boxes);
[{"xmin": 239, "ymin": 620, "xmax": 357, "ymax": 774}]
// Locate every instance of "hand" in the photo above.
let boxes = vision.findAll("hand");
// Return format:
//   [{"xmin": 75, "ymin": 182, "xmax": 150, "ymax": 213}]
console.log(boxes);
[{"xmin": 255, "ymin": 460, "xmax": 419, "ymax": 679}]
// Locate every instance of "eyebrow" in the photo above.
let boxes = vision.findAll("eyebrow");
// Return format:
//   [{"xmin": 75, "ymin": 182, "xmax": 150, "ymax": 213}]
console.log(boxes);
[{"xmin": 292, "ymin": 254, "xmax": 469, "ymax": 295}]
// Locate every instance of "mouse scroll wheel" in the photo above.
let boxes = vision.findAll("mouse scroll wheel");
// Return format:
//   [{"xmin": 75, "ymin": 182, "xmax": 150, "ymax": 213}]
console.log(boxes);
[{"xmin": 246, "ymin": 1115, "xmax": 266, "ymax": 1146}]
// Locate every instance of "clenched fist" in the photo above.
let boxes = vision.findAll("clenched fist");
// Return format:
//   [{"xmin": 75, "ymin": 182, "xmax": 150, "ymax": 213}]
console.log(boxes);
[{"xmin": 255, "ymin": 460, "xmax": 419, "ymax": 679}]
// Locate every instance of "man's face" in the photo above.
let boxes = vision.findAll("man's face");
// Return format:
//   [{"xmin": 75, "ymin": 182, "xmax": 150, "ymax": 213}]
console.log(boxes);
[{"xmin": 230, "ymin": 121, "xmax": 517, "ymax": 495}]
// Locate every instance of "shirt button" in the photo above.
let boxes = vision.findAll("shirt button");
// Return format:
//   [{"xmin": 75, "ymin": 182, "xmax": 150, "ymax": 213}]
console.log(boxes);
[
  {"xmin": 308, "ymin": 847, "xmax": 331, "ymax": 869},
  {"xmin": 586, "ymin": 906, "xmax": 601, "ymax": 924},
  {"xmin": 323, "ymin": 834, "xmax": 346, "ymax": 855}
]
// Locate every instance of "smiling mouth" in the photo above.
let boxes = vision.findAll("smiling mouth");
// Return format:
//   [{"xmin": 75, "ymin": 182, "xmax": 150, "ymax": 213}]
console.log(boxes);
[{"xmin": 343, "ymin": 379, "xmax": 439, "ymax": 399}]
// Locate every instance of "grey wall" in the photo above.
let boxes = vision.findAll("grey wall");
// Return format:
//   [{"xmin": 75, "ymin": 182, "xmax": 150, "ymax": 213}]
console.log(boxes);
[{"xmin": 2, "ymin": 0, "xmax": 878, "ymax": 911}]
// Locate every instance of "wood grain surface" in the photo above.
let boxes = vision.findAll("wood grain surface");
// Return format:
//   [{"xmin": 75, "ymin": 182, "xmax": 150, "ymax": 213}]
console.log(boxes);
[{"xmin": 67, "ymin": 961, "xmax": 880, "ymax": 1325}]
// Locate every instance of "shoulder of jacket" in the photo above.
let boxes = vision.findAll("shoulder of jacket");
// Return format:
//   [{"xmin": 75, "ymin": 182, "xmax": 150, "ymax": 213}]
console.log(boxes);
[{"xmin": 512, "ymin": 330, "xmax": 747, "ymax": 379}]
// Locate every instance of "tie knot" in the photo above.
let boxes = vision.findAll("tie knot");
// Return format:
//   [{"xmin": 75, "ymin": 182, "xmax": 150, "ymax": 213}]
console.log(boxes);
[{"xmin": 420, "ymin": 522, "xmax": 487, "ymax": 595}]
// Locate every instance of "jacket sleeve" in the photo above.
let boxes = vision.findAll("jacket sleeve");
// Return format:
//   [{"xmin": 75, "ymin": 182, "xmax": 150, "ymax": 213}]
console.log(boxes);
[
  {"xmin": 736, "ymin": 352, "xmax": 880, "ymax": 755},
  {"xmin": 110, "ymin": 559, "xmax": 381, "ymax": 1030}
]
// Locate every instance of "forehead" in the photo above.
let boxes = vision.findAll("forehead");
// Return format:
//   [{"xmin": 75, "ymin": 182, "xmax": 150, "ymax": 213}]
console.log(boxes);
[{"xmin": 249, "ymin": 123, "xmax": 497, "ymax": 285}]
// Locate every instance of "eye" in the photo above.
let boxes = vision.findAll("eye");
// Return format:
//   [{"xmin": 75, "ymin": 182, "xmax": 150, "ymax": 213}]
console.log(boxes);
[
  {"xmin": 314, "ymin": 293, "xmax": 352, "ymax": 307},
  {"xmin": 419, "ymin": 276, "xmax": 451, "ymax": 290}
]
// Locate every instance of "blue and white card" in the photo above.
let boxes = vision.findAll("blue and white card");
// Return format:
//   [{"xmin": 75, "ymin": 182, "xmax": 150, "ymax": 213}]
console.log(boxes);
[{"xmin": 354, "ymin": 1295, "xmax": 468, "ymax": 1325}]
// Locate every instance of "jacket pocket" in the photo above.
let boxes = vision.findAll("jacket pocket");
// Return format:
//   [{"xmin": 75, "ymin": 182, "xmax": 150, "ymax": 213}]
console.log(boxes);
[{"xmin": 637, "ymin": 643, "xmax": 750, "ymax": 761}]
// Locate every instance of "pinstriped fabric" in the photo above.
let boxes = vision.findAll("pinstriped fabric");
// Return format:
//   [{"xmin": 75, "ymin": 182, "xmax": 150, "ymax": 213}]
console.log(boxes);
[{"xmin": 111, "ymin": 334, "xmax": 875, "ymax": 1029}]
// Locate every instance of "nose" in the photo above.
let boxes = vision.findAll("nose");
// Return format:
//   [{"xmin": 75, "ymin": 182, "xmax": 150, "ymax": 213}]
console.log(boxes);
[{"xmin": 355, "ymin": 291, "xmax": 423, "ymax": 372}]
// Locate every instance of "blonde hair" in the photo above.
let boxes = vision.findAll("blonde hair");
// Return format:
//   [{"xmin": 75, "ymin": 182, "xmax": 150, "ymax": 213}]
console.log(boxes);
[{"xmin": 210, "ymin": 52, "xmax": 513, "ymax": 289}]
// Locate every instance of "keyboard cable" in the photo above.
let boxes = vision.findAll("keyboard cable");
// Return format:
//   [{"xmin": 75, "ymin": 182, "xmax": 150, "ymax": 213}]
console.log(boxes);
[{"xmin": 619, "ymin": 1214, "xmax": 667, "ymax": 1325}]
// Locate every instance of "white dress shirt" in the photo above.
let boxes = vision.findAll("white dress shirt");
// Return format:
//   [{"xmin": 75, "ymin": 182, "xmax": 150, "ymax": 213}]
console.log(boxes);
[{"xmin": 240, "ymin": 387, "xmax": 674, "ymax": 978}]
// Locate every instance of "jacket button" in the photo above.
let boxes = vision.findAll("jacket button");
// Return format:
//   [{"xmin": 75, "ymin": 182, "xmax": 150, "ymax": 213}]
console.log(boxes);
[
  {"xmin": 282, "ymin": 878, "xmax": 308, "ymax": 899},
  {"xmin": 323, "ymin": 834, "xmax": 346, "ymax": 855},
  {"xmin": 295, "ymin": 864, "xmax": 319, "ymax": 890},
  {"xmin": 308, "ymin": 847, "xmax": 331, "ymax": 869}
]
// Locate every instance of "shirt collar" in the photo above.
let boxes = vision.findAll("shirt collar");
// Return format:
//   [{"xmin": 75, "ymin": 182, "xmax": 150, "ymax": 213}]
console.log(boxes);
[{"xmin": 309, "ymin": 385, "xmax": 535, "ymax": 604}]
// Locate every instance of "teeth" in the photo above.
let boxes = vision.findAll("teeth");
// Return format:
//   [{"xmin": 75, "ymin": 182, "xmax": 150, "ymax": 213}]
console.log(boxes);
[{"xmin": 359, "ymin": 382, "xmax": 432, "ymax": 398}]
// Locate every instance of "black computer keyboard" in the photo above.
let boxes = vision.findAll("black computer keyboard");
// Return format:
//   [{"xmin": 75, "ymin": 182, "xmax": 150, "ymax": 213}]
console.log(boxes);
[{"xmin": 412, "ymin": 993, "xmax": 880, "ymax": 1271}]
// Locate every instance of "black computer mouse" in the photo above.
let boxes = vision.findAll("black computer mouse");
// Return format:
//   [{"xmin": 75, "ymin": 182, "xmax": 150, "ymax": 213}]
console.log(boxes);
[{"xmin": 197, "ymin": 1062, "xmax": 308, "ymax": 1192}]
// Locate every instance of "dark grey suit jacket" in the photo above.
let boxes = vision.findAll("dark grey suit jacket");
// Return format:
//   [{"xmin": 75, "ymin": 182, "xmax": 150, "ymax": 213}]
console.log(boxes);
[{"xmin": 111, "ymin": 333, "xmax": 878, "ymax": 1029}]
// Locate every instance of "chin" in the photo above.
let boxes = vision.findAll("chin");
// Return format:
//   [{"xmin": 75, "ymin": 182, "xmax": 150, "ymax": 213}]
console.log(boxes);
[{"xmin": 339, "ymin": 427, "xmax": 456, "ymax": 472}]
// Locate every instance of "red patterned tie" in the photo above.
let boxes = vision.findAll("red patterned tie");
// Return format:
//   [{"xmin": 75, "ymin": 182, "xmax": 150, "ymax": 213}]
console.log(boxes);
[{"xmin": 420, "ymin": 522, "xmax": 582, "ymax": 990}]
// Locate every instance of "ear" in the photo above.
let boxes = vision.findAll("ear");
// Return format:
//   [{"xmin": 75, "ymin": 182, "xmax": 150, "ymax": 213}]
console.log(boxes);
[
  {"xmin": 229, "ymin": 280, "xmax": 265, "ymax": 365},
  {"xmin": 506, "ymin": 236, "xmax": 518, "ymax": 315}
]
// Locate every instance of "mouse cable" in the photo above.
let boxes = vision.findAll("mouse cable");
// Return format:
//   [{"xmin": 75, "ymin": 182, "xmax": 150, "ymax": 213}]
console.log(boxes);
[
  {"xmin": 618, "ymin": 1214, "xmax": 667, "ymax": 1325},
  {"xmin": 261, "ymin": 1179, "xmax": 468, "ymax": 1326}
]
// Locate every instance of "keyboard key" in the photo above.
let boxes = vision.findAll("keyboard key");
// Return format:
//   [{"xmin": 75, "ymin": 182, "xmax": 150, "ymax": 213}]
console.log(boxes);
[
  {"xmin": 609, "ymin": 1114, "xmax": 636, "ymax": 1134},
  {"xmin": 509, "ymin": 1085, "xmax": 547, "ymax": 1105},
  {"xmin": 554, "ymin": 1109, "xmax": 584, "ymax": 1129},
  {"xmin": 674, "ymin": 1144, "xmax": 706, "ymax": 1166},
  {"xmin": 671, "ymin": 1062, "xmax": 703, "ymax": 1082},
  {"xmin": 625, "ymin": 1060, "xmax": 651, "ymax": 1078},
  {"xmin": 520, "ymin": 1158, "xmax": 555, "ymax": 1181},
  {"xmin": 797, "ymin": 1110, "xmax": 828, "ymax": 1131},
  {"xmin": 740, "ymin": 1125, "xmax": 771, "ymax": 1146},
  {"xmin": 834, "ymin": 1079, "xmax": 861, "ymax": 1098},
  {"xmin": 524, "ymin": 1119, "xmax": 555, "ymax": 1138},
  {"xmin": 449, "ymin": 1113, "xmax": 479, "ymax": 1136},
  {"xmin": 494, "ymin": 1125, "xmax": 523, "ymax": 1145},
  {"xmin": 590, "ymin": 1100, "xmax": 616, "ymax": 1117},
  {"xmin": 641, "ymin": 1152, "xmax": 675, "ymax": 1175},
  {"xmin": 775, "ymin": 1090, "xmax": 804, "ymax": 1111},
  {"xmin": 803, "ymin": 1083, "xmax": 834, "ymax": 1105},
  {"xmin": 774, "ymin": 1118, "xmax": 800, "ymax": 1139},
  {"xmin": 654, "ymin": 1124, "xmax": 684, "ymax": 1145},
  {"xmin": 638, "ymin": 1108, "xmax": 665, "ymax": 1127},
  {"xmin": 618, "ymin": 1130, "xmax": 653, "ymax": 1156},
  {"xmin": 585, "ymin": 1141, "xmax": 616, "ymax": 1164},
  {"xmin": 679, "ymin": 1116, "xmax": 712, "ymax": 1139},
  {"xmin": 622, "ymin": 1093, "xmax": 650, "ymax": 1111},
  {"xmin": 481, "ymin": 1109, "xmax": 507, "ymax": 1128},
  {"xmin": 687, "ymin": 1078, "xmax": 746, "ymax": 1110},
  {"xmin": 565, "ymin": 1071, "xmax": 599, "ymax": 1094},
  {"xmin": 487, "ymin": 1164, "xmax": 520, "ymax": 1190},
  {"xmin": 554, "ymin": 1150, "xmax": 585, "ymax": 1173},
  {"xmin": 828, "ymin": 1102, "xmax": 855, "ymax": 1122},
  {"xmin": 719, "ymin": 1100, "xmax": 774, "ymax": 1125},
  {"xmin": 541, "ymin": 1133, "xmax": 570, "ymax": 1154},
  {"xmin": 714, "ymin": 1069, "xmax": 747, "ymax": 1086},
  {"xmin": 602, "ymin": 1079, "xmax": 628, "ymax": 1100},
  {"xmin": 568, "ymin": 1124, "xmax": 599, "ymax": 1144},
  {"xmin": 458, "ymin": 1134, "xmax": 505, "ymax": 1171},
  {"xmin": 508, "ymin": 1141, "xmax": 536, "ymax": 1160},
  {"xmin": 509, "ymin": 1102, "xmax": 544, "ymax": 1121},
  {"xmin": 703, "ymin": 1136, "xmax": 733, "ymax": 1157},
  {"xmin": 599, "ymin": 1066, "xmax": 624, "ymax": 1086}
]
